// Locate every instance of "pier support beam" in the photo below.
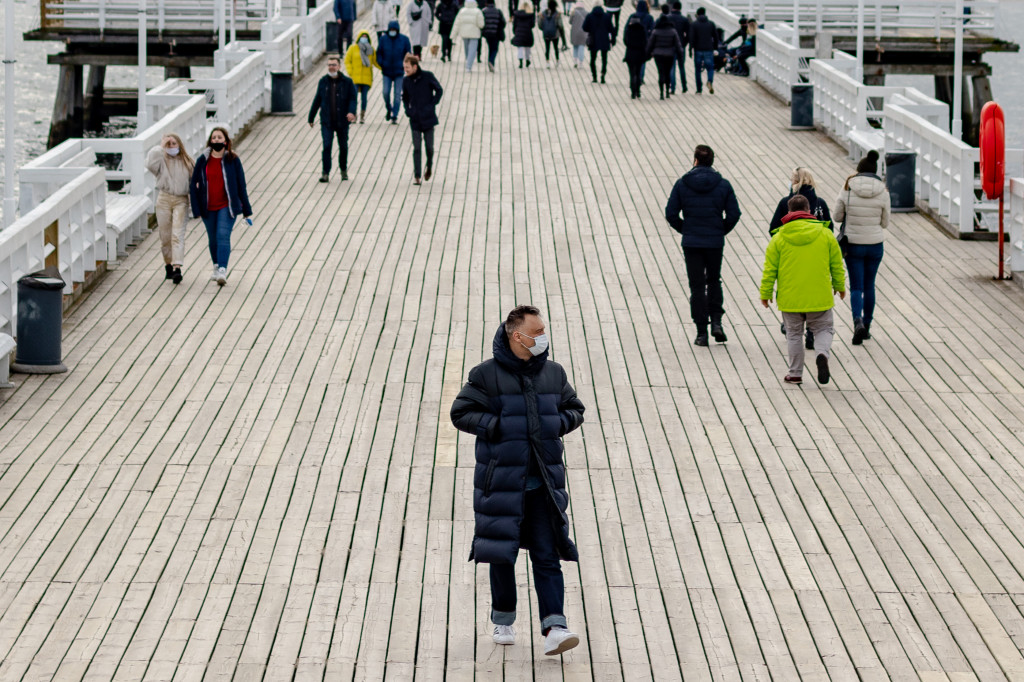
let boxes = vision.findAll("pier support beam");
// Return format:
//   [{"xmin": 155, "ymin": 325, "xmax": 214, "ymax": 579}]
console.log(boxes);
[
  {"xmin": 85, "ymin": 65, "xmax": 106, "ymax": 133},
  {"xmin": 47, "ymin": 64, "xmax": 84, "ymax": 149}
]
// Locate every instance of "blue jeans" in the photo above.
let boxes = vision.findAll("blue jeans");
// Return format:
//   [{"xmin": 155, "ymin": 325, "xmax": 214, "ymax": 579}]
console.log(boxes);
[
  {"xmin": 202, "ymin": 207, "xmax": 234, "ymax": 268},
  {"xmin": 320, "ymin": 125, "xmax": 349, "ymax": 174},
  {"xmin": 382, "ymin": 74, "xmax": 404, "ymax": 119},
  {"xmin": 489, "ymin": 488, "xmax": 567, "ymax": 634},
  {"xmin": 463, "ymin": 38, "xmax": 479, "ymax": 70},
  {"xmin": 694, "ymin": 49, "xmax": 714, "ymax": 90},
  {"xmin": 844, "ymin": 242, "xmax": 884, "ymax": 324},
  {"xmin": 486, "ymin": 36, "xmax": 501, "ymax": 65},
  {"xmin": 572, "ymin": 44, "xmax": 585, "ymax": 62},
  {"xmin": 356, "ymin": 83, "xmax": 369, "ymax": 112},
  {"xmin": 669, "ymin": 52, "xmax": 686, "ymax": 90}
]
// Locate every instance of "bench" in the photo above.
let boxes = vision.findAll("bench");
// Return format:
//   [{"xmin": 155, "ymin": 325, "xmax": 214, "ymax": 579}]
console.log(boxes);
[
  {"xmin": 105, "ymin": 194, "xmax": 152, "ymax": 262},
  {"xmin": 0, "ymin": 333, "xmax": 15, "ymax": 388}
]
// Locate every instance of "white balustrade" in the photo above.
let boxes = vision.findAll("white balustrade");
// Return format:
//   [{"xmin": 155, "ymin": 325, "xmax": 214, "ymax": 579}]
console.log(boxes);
[
  {"xmin": 41, "ymin": 0, "xmax": 270, "ymax": 33},
  {"xmin": 749, "ymin": 29, "xmax": 815, "ymax": 103},
  {"xmin": 189, "ymin": 52, "xmax": 266, "ymax": 136},
  {"xmin": 1010, "ymin": 178, "xmax": 1024, "ymax": 276}
]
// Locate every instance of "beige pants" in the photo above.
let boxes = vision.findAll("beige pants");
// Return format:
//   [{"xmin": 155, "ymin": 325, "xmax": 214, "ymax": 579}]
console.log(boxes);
[{"xmin": 155, "ymin": 191, "xmax": 188, "ymax": 266}]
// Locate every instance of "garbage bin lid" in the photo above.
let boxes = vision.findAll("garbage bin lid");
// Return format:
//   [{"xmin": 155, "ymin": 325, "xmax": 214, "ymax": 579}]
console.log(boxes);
[{"xmin": 19, "ymin": 267, "xmax": 66, "ymax": 291}]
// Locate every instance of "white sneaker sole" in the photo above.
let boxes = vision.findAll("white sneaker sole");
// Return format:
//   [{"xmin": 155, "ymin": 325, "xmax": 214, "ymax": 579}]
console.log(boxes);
[
  {"xmin": 493, "ymin": 636, "xmax": 515, "ymax": 646},
  {"xmin": 545, "ymin": 633, "xmax": 579, "ymax": 656}
]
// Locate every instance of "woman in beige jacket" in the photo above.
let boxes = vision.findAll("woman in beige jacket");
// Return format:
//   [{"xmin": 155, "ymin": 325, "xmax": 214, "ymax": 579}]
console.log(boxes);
[
  {"xmin": 146, "ymin": 134, "xmax": 194, "ymax": 284},
  {"xmin": 833, "ymin": 150, "xmax": 889, "ymax": 344}
]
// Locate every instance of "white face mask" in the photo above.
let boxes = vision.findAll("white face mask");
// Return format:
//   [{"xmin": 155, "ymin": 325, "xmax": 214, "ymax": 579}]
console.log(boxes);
[
  {"xmin": 359, "ymin": 37, "xmax": 370, "ymax": 46},
  {"xmin": 328, "ymin": 70, "xmax": 339, "ymax": 78},
  {"xmin": 165, "ymin": 147, "xmax": 180, "ymax": 156},
  {"xmin": 518, "ymin": 332, "xmax": 549, "ymax": 357}
]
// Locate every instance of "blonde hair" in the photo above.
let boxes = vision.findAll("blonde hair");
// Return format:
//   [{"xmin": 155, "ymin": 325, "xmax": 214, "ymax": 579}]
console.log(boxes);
[
  {"xmin": 790, "ymin": 166, "xmax": 815, "ymax": 192},
  {"xmin": 520, "ymin": 0, "xmax": 533, "ymax": 12},
  {"xmin": 747, "ymin": 21, "xmax": 757, "ymax": 35},
  {"xmin": 163, "ymin": 133, "xmax": 195, "ymax": 172}
]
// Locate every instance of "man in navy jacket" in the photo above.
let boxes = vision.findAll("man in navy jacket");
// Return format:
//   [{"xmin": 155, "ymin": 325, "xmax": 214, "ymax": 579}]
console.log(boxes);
[
  {"xmin": 665, "ymin": 144, "xmax": 741, "ymax": 346},
  {"xmin": 334, "ymin": 0, "xmax": 357, "ymax": 50},
  {"xmin": 308, "ymin": 55, "xmax": 358, "ymax": 182},
  {"xmin": 450, "ymin": 305, "xmax": 585, "ymax": 657}
]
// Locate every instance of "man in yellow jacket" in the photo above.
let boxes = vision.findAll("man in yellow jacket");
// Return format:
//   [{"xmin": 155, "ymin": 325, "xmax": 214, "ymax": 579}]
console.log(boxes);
[
  {"xmin": 760, "ymin": 194, "xmax": 846, "ymax": 385},
  {"xmin": 345, "ymin": 30, "xmax": 380, "ymax": 124}
]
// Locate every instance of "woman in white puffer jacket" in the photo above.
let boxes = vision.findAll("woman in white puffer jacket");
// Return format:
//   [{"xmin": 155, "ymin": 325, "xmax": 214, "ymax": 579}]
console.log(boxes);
[{"xmin": 834, "ymin": 149, "xmax": 889, "ymax": 345}]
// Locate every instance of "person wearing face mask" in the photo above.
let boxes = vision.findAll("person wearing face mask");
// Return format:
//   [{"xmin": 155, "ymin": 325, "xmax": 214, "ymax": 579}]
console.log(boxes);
[
  {"xmin": 308, "ymin": 55, "xmax": 358, "ymax": 181},
  {"xmin": 146, "ymin": 133, "xmax": 194, "ymax": 284},
  {"xmin": 450, "ymin": 305, "xmax": 585, "ymax": 658},
  {"xmin": 189, "ymin": 127, "xmax": 253, "ymax": 286},
  {"xmin": 373, "ymin": 0, "xmax": 398, "ymax": 36},
  {"xmin": 345, "ymin": 31, "xmax": 379, "ymax": 124},
  {"xmin": 406, "ymin": 0, "xmax": 433, "ymax": 56},
  {"xmin": 375, "ymin": 21, "xmax": 413, "ymax": 123}
]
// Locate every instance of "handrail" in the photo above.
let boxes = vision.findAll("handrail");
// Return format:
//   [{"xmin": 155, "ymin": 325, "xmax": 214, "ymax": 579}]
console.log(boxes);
[
  {"xmin": 1010, "ymin": 178, "xmax": 1024, "ymax": 276},
  {"xmin": 40, "ymin": 0, "xmax": 270, "ymax": 32}
]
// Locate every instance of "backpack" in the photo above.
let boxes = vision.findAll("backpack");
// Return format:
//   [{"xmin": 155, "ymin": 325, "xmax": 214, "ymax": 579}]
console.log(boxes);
[
  {"xmin": 813, "ymin": 199, "xmax": 825, "ymax": 221},
  {"xmin": 541, "ymin": 12, "xmax": 558, "ymax": 39},
  {"xmin": 624, "ymin": 15, "xmax": 646, "ymax": 48}
]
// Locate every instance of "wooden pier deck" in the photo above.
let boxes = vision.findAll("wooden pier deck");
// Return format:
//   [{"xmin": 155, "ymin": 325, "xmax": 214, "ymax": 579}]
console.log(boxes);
[{"xmin": 5, "ymin": 25, "xmax": 1024, "ymax": 680}]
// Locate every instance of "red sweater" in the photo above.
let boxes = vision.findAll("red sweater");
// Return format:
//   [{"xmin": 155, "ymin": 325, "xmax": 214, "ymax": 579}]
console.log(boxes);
[{"xmin": 206, "ymin": 156, "xmax": 229, "ymax": 212}]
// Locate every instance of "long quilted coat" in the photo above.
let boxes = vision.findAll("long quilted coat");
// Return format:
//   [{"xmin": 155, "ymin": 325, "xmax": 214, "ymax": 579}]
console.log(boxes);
[{"xmin": 450, "ymin": 324, "xmax": 586, "ymax": 564}]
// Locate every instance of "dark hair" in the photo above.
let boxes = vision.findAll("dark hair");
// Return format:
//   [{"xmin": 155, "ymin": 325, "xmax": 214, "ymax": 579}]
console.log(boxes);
[
  {"xmin": 548, "ymin": 0, "xmax": 557, "ymax": 10},
  {"xmin": 787, "ymin": 195, "xmax": 811, "ymax": 213},
  {"xmin": 327, "ymin": 54, "xmax": 341, "ymax": 63},
  {"xmin": 206, "ymin": 126, "xmax": 237, "ymax": 161},
  {"xmin": 694, "ymin": 144, "xmax": 714, "ymax": 167},
  {"xmin": 696, "ymin": 6, "xmax": 705, "ymax": 15},
  {"xmin": 672, "ymin": 0, "xmax": 681, "ymax": 8},
  {"xmin": 660, "ymin": 3, "xmax": 670, "ymax": 12},
  {"xmin": 505, "ymin": 305, "xmax": 542, "ymax": 337},
  {"xmin": 856, "ymin": 149, "xmax": 879, "ymax": 174}
]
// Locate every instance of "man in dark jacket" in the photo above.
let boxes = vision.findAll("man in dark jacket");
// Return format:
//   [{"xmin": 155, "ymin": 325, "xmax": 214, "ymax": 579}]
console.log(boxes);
[
  {"xmin": 482, "ymin": 0, "xmax": 507, "ymax": 70},
  {"xmin": 401, "ymin": 54, "xmax": 443, "ymax": 184},
  {"xmin": 450, "ymin": 305, "xmax": 585, "ymax": 656},
  {"xmin": 308, "ymin": 56, "xmax": 358, "ymax": 182},
  {"xmin": 688, "ymin": 6, "xmax": 716, "ymax": 93},
  {"xmin": 334, "ymin": 0, "xmax": 357, "ymax": 50},
  {"xmin": 667, "ymin": 1, "xmax": 689, "ymax": 93},
  {"xmin": 665, "ymin": 144, "xmax": 742, "ymax": 345},
  {"xmin": 376, "ymin": 21, "xmax": 413, "ymax": 123},
  {"xmin": 582, "ymin": 2, "xmax": 615, "ymax": 83}
]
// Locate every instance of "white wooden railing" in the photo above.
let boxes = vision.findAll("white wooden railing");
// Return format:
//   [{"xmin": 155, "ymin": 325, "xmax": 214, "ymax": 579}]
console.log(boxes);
[
  {"xmin": 1010, "ymin": 178, "xmax": 1024, "ymax": 277},
  {"xmin": 40, "ymin": 0, "xmax": 270, "ymax": 33},
  {"xmin": 714, "ymin": 0, "xmax": 996, "ymax": 37},
  {"xmin": 2, "ymin": 2, "xmax": 339, "ymax": 344}
]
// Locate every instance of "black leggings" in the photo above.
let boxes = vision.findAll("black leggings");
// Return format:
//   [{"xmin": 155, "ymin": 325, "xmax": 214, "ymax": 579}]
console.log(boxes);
[
  {"xmin": 589, "ymin": 48, "xmax": 607, "ymax": 80},
  {"xmin": 441, "ymin": 33, "xmax": 453, "ymax": 59},
  {"xmin": 654, "ymin": 55, "xmax": 674, "ymax": 87},
  {"xmin": 544, "ymin": 37, "xmax": 560, "ymax": 60},
  {"xmin": 628, "ymin": 61, "xmax": 643, "ymax": 96}
]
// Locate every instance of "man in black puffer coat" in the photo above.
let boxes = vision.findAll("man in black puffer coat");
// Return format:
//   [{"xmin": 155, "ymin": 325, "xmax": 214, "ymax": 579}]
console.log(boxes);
[
  {"xmin": 450, "ymin": 305, "xmax": 585, "ymax": 656},
  {"xmin": 665, "ymin": 144, "xmax": 741, "ymax": 346}
]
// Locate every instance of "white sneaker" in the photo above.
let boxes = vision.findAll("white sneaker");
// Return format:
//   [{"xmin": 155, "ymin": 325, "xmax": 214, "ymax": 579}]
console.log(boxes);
[
  {"xmin": 210, "ymin": 266, "xmax": 219, "ymax": 281},
  {"xmin": 544, "ymin": 626, "xmax": 579, "ymax": 655},
  {"xmin": 215, "ymin": 267, "xmax": 227, "ymax": 285},
  {"xmin": 493, "ymin": 625, "xmax": 515, "ymax": 645}
]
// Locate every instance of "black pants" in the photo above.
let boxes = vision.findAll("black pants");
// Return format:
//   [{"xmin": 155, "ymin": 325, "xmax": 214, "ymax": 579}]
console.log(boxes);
[
  {"xmin": 441, "ymin": 32, "xmax": 454, "ymax": 60},
  {"xmin": 411, "ymin": 126, "xmax": 434, "ymax": 178},
  {"xmin": 339, "ymin": 20, "xmax": 354, "ymax": 50},
  {"xmin": 627, "ymin": 61, "xmax": 644, "ymax": 96},
  {"xmin": 682, "ymin": 246, "xmax": 724, "ymax": 328},
  {"xmin": 589, "ymin": 48, "xmax": 607, "ymax": 80},
  {"xmin": 413, "ymin": 44, "xmax": 423, "ymax": 56},
  {"xmin": 654, "ymin": 55, "xmax": 673, "ymax": 89},
  {"xmin": 544, "ymin": 37, "xmax": 560, "ymax": 60},
  {"xmin": 486, "ymin": 35, "xmax": 501, "ymax": 64},
  {"xmin": 321, "ymin": 124, "xmax": 349, "ymax": 174},
  {"xmin": 608, "ymin": 8, "xmax": 620, "ymax": 31},
  {"xmin": 489, "ymin": 488, "xmax": 567, "ymax": 635}
]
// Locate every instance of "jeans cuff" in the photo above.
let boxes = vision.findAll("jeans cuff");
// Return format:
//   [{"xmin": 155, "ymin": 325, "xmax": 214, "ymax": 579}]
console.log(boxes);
[
  {"xmin": 491, "ymin": 609, "xmax": 516, "ymax": 626},
  {"xmin": 541, "ymin": 614, "xmax": 567, "ymax": 632}
]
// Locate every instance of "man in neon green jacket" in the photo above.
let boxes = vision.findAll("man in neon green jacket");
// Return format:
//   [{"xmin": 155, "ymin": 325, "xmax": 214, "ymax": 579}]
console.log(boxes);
[{"xmin": 759, "ymin": 195, "xmax": 846, "ymax": 385}]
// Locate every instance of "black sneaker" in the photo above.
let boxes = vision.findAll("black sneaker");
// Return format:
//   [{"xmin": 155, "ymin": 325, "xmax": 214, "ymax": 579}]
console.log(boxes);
[
  {"xmin": 424, "ymin": 166, "xmax": 432, "ymax": 181},
  {"xmin": 341, "ymin": 170, "xmax": 349, "ymax": 181},
  {"xmin": 172, "ymin": 267, "xmax": 182, "ymax": 284},
  {"xmin": 711, "ymin": 322, "xmax": 727, "ymax": 343},
  {"xmin": 165, "ymin": 264, "xmax": 174, "ymax": 280},
  {"xmin": 694, "ymin": 333, "xmax": 709, "ymax": 347},
  {"xmin": 385, "ymin": 114, "xmax": 392, "ymax": 122},
  {"xmin": 319, "ymin": 174, "xmax": 329, "ymax": 182},
  {"xmin": 816, "ymin": 354, "xmax": 830, "ymax": 384},
  {"xmin": 390, "ymin": 119, "xmax": 398, "ymax": 125}
]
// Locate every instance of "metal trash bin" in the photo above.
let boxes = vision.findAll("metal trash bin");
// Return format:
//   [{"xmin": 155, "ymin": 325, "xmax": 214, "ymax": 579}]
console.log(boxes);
[
  {"xmin": 886, "ymin": 151, "xmax": 917, "ymax": 212},
  {"xmin": 326, "ymin": 21, "xmax": 339, "ymax": 52},
  {"xmin": 790, "ymin": 83, "xmax": 814, "ymax": 129},
  {"xmin": 270, "ymin": 72, "xmax": 295, "ymax": 115},
  {"xmin": 11, "ymin": 267, "xmax": 67, "ymax": 374}
]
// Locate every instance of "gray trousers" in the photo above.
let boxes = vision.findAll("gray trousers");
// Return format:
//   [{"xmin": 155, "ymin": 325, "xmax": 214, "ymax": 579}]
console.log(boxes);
[{"xmin": 782, "ymin": 310, "xmax": 834, "ymax": 376}]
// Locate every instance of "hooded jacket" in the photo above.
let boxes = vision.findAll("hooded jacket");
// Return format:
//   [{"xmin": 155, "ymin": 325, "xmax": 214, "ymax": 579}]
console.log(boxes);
[
  {"xmin": 452, "ymin": 0, "xmax": 486, "ymax": 39},
  {"xmin": 769, "ymin": 184, "xmax": 832, "ymax": 235},
  {"xmin": 450, "ymin": 324, "xmax": 586, "ymax": 564},
  {"xmin": 569, "ymin": 5, "xmax": 588, "ymax": 46},
  {"xmin": 667, "ymin": 9, "xmax": 690, "ymax": 48},
  {"xmin": 406, "ymin": 0, "xmax": 433, "ymax": 45},
  {"xmin": 665, "ymin": 165, "xmax": 742, "ymax": 248},
  {"xmin": 833, "ymin": 173, "xmax": 890, "ymax": 244},
  {"xmin": 511, "ymin": 9, "xmax": 536, "ymax": 47},
  {"xmin": 375, "ymin": 21, "xmax": 413, "ymax": 77},
  {"xmin": 625, "ymin": 1, "xmax": 654, "ymax": 37},
  {"xmin": 344, "ymin": 31, "xmax": 379, "ymax": 85},
  {"xmin": 401, "ymin": 66, "xmax": 444, "ymax": 130},
  {"xmin": 582, "ymin": 6, "xmax": 615, "ymax": 51},
  {"xmin": 689, "ymin": 13, "xmax": 717, "ymax": 51},
  {"xmin": 189, "ymin": 151, "xmax": 252, "ymax": 220},
  {"xmin": 647, "ymin": 14, "xmax": 684, "ymax": 59},
  {"xmin": 436, "ymin": 0, "xmax": 461, "ymax": 32},
  {"xmin": 308, "ymin": 72, "xmax": 358, "ymax": 127},
  {"xmin": 482, "ymin": 4, "xmax": 507, "ymax": 38},
  {"xmin": 759, "ymin": 212, "xmax": 846, "ymax": 312}
]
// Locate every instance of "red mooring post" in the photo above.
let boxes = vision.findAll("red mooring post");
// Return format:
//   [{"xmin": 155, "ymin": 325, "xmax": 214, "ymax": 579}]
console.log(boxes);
[{"xmin": 980, "ymin": 101, "xmax": 1008, "ymax": 279}]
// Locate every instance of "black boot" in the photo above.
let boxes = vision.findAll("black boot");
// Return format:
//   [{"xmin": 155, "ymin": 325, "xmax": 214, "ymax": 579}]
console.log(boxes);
[
  {"xmin": 852, "ymin": 318, "xmax": 867, "ymax": 345},
  {"xmin": 172, "ymin": 267, "xmax": 182, "ymax": 284},
  {"xmin": 165, "ymin": 264, "xmax": 174, "ymax": 280},
  {"xmin": 711, "ymin": 322, "xmax": 727, "ymax": 343},
  {"xmin": 863, "ymin": 322, "xmax": 872, "ymax": 340},
  {"xmin": 694, "ymin": 328, "xmax": 709, "ymax": 346},
  {"xmin": 659, "ymin": 84, "xmax": 664, "ymax": 100},
  {"xmin": 519, "ymin": 59, "xmax": 524, "ymax": 68}
]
